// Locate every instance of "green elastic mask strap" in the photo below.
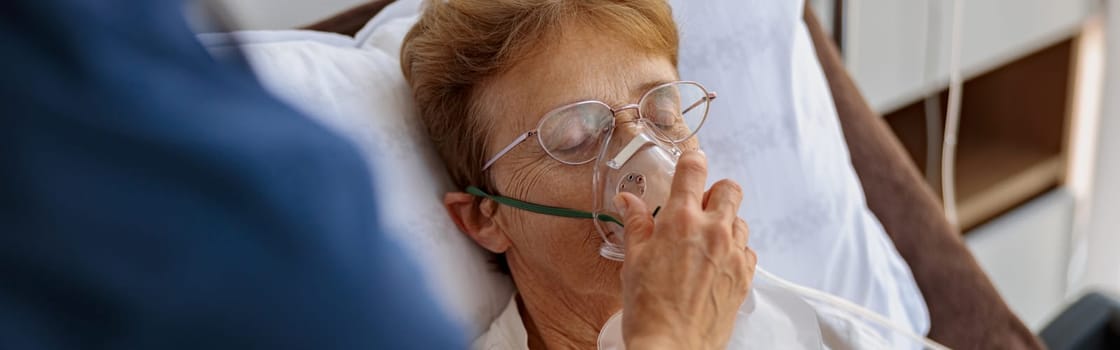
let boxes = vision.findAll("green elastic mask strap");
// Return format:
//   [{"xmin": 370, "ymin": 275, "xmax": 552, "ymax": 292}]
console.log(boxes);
[{"xmin": 466, "ymin": 186, "xmax": 625, "ymax": 227}]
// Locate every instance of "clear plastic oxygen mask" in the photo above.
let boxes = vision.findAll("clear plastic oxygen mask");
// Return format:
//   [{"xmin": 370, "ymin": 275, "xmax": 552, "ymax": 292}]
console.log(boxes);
[{"xmin": 591, "ymin": 120, "xmax": 682, "ymax": 260}]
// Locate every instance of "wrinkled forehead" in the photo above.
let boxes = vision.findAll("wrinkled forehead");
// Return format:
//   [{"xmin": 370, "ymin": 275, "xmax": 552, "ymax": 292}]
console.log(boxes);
[{"xmin": 478, "ymin": 26, "xmax": 679, "ymax": 138}]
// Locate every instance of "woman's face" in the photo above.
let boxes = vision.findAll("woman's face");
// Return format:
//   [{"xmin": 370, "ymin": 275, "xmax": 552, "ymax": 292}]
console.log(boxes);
[{"xmin": 470, "ymin": 25, "xmax": 696, "ymax": 299}]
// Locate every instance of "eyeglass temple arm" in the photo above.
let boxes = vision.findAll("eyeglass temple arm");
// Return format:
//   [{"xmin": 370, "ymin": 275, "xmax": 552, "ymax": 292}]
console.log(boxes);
[
  {"xmin": 482, "ymin": 131, "xmax": 536, "ymax": 170},
  {"xmin": 466, "ymin": 186, "xmax": 625, "ymax": 226},
  {"xmin": 681, "ymin": 91, "xmax": 718, "ymax": 116}
]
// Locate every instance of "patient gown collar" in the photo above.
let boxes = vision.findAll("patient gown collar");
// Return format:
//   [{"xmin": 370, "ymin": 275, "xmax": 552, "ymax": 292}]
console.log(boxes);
[{"xmin": 471, "ymin": 294, "xmax": 529, "ymax": 350}]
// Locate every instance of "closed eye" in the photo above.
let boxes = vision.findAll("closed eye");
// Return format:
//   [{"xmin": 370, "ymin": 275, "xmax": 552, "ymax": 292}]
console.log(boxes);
[{"xmin": 548, "ymin": 124, "xmax": 596, "ymax": 152}]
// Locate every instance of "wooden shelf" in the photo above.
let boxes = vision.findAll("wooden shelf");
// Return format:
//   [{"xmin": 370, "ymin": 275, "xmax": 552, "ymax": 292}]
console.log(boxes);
[
  {"xmin": 883, "ymin": 38, "xmax": 1075, "ymax": 231},
  {"xmin": 955, "ymin": 142, "xmax": 1063, "ymax": 229}
]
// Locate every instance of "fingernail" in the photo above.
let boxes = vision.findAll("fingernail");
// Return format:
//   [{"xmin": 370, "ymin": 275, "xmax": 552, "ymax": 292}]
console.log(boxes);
[
  {"xmin": 697, "ymin": 149, "xmax": 707, "ymax": 158},
  {"xmin": 614, "ymin": 195, "xmax": 629, "ymax": 216}
]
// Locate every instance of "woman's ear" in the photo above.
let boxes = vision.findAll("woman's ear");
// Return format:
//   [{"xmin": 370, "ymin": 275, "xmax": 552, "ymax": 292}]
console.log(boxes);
[{"xmin": 444, "ymin": 192, "xmax": 510, "ymax": 253}]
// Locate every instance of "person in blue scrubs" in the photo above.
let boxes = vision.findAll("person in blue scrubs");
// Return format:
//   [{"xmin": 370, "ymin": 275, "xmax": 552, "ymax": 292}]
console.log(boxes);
[
  {"xmin": 0, "ymin": 0, "xmax": 464, "ymax": 348},
  {"xmin": 0, "ymin": 0, "xmax": 755, "ymax": 348}
]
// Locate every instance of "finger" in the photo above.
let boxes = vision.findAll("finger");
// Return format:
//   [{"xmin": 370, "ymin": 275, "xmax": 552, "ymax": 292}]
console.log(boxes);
[
  {"xmin": 744, "ymin": 245, "xmax": 758, "ymax": 277},
  {"xmin": 732, "ymin": 217, "xmax": 749, "ymax": 249},
  {"xmin": 705, "ymin": 179, "xmax": 743, "ymax": 219},
  {"xmin": 668, "ymin": 150, "xmax": 708, "ymax": 209},
  {"xmin": 615, "ymin": 193, "xmax": 653, "ymax": 246},
  {"xmin": 734, "ymin": 245, "xmax": 759, "ymax": 293}
]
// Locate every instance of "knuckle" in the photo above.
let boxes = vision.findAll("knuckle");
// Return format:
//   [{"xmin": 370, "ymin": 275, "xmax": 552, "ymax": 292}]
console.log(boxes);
[
  {"xmin": 732, "ymin": 251, "xmax": 749, "ymax": 268},
  {"xmin": 729, "ymin": 255, "xmax": 752, "ymax": 290},
  {"xmin": 683, "ymin": 206, "xmax": 705, "ymax": 220},
  {"xmin": 716, "ymin": 179, "xmax": 744, "ymax": 198},
  {"xmin": 624, "ymin": 214, "xmax": 647, "ymax": 229},
  {"xmin": 729, "ymin": 252, "xmax": 747, "ymax": 269},
  {"xmin": 677, "ymin": 155, "xmax": 707, "ymax": 174},
  {"xmin": 624, "ymin": 217, "xmax": 653, "ymax": 242},
  {"xmin": 735, "ymin": 218, "xmax": 750, "ymax": 237},
  {"xmin": 719, "ymin": 196, "xmax": 739, "ymax": 214},
  {"xmin": 668, "ymin": 206, "xmax": 703, "ymax": 225},
  {"xmin": 744, "ymin": 247, "xmax": 758, "ymax": 267},
  {"xmin": 706, "ymin": 225, "xmax": 734, "ymax": 251}
]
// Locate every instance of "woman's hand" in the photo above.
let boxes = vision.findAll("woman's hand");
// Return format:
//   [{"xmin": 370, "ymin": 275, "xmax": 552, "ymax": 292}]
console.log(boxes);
[{"xmin": 615, "ymin": 150, "xmax": 756, "ymax": 350}]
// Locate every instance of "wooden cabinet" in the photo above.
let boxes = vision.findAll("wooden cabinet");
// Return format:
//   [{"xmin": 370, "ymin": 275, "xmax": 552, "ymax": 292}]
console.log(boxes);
[
  {"xmin": 828, "ymin": 0, "xmax": 1093, "ymax": 230},
  {"xmin": 884, "ymin": 39, "xmax": 1077, "ymax": 230}
]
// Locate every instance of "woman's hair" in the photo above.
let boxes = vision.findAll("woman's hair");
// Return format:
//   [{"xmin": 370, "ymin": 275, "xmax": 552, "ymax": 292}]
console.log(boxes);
[{"xmin": 401, "ymin": 0, "xmax": 678, "ymax": 194}]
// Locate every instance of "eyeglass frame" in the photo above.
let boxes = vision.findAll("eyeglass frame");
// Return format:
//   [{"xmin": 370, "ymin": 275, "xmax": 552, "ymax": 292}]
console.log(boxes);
[{"xmin": 480, "ymin": 80, "xmax": 717, "ymax": 171}]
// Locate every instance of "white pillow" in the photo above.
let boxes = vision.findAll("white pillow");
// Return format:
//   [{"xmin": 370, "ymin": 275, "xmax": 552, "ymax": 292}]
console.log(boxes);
[
  {"xmin": 200, "ymin": 10, "xmax": 514, "ymax": 338},
  {"xmin": 669, "ymin": 0, "xmax": 930, "ymax": 343}
]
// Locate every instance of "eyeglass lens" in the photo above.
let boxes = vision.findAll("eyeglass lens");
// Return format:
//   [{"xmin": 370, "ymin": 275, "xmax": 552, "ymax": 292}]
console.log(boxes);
[{"xmin": 537, "ymin": 82, "xmax": 710, "ymax": 165}]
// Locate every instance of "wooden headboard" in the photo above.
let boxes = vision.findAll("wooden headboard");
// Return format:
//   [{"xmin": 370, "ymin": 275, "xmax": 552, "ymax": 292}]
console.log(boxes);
[{"xmin": 301, "ymin": 0, "xmax": 395, "ymax": 36}]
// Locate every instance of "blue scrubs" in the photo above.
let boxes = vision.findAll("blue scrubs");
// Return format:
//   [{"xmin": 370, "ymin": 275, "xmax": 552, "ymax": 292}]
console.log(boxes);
[{"xmin": 0, "ymin": 0, "xmax": 465, "ymax": 348}]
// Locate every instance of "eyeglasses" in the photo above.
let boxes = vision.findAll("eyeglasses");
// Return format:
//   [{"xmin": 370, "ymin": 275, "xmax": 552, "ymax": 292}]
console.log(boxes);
[{"xmin": 481, "ymin": 81, "xmax": 716, "ymax": 170}]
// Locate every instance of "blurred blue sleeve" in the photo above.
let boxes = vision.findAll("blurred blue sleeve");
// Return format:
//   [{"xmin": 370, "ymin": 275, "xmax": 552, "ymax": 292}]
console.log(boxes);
[{"xmin": 0, "ymin": 0, "xmax": 465, "ymax": 349}]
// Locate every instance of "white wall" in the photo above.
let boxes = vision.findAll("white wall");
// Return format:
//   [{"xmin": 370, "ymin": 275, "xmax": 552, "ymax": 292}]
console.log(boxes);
[
  {"xmin": 1075, "ymin": 0, "xmax": 1120, "ymax": 296},
  {"xmin": 965, "ymin": 190, "xmax": 1074, "ymax": 330},
  {"xmin": 217, "ymin": 0, "xmax": 367, "ymax": 30},
  {"xmin": 844, "ymin": 0, "xmax": 1092, "ymax": 112}
]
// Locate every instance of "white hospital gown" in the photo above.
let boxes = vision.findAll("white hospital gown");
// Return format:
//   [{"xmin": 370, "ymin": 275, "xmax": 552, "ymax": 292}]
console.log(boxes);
[{"xmin": 471, "ymin": 288, "xmax": 897, "ymax": 350}]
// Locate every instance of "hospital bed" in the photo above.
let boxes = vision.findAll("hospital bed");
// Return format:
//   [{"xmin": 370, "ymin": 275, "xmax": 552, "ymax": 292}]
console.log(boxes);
[{"xmin": 283, "ymin": 1, "xmax": 1110, "ymax": 348}]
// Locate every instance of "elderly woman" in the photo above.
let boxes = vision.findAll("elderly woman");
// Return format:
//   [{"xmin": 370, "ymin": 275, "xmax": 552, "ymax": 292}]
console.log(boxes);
[{"xmin": 401, "ymin": 0, "xmax": 755, "ymax": 348}]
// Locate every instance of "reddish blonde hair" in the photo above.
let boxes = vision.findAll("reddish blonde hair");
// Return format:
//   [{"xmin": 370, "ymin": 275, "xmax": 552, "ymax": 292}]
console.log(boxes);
[{"xmin": 400, "ymin": 0, "xmax": 678, "ymax": 193}]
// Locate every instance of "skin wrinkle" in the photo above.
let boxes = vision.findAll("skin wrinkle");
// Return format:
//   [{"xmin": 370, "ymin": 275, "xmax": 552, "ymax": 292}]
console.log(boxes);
[
  {"xmin": 497, "ymin": 156, "xmax": 605, "ymax": 251},
  {"xmin": 514, "ymin": 264, "xmax": 605, "ymax": 349}
]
